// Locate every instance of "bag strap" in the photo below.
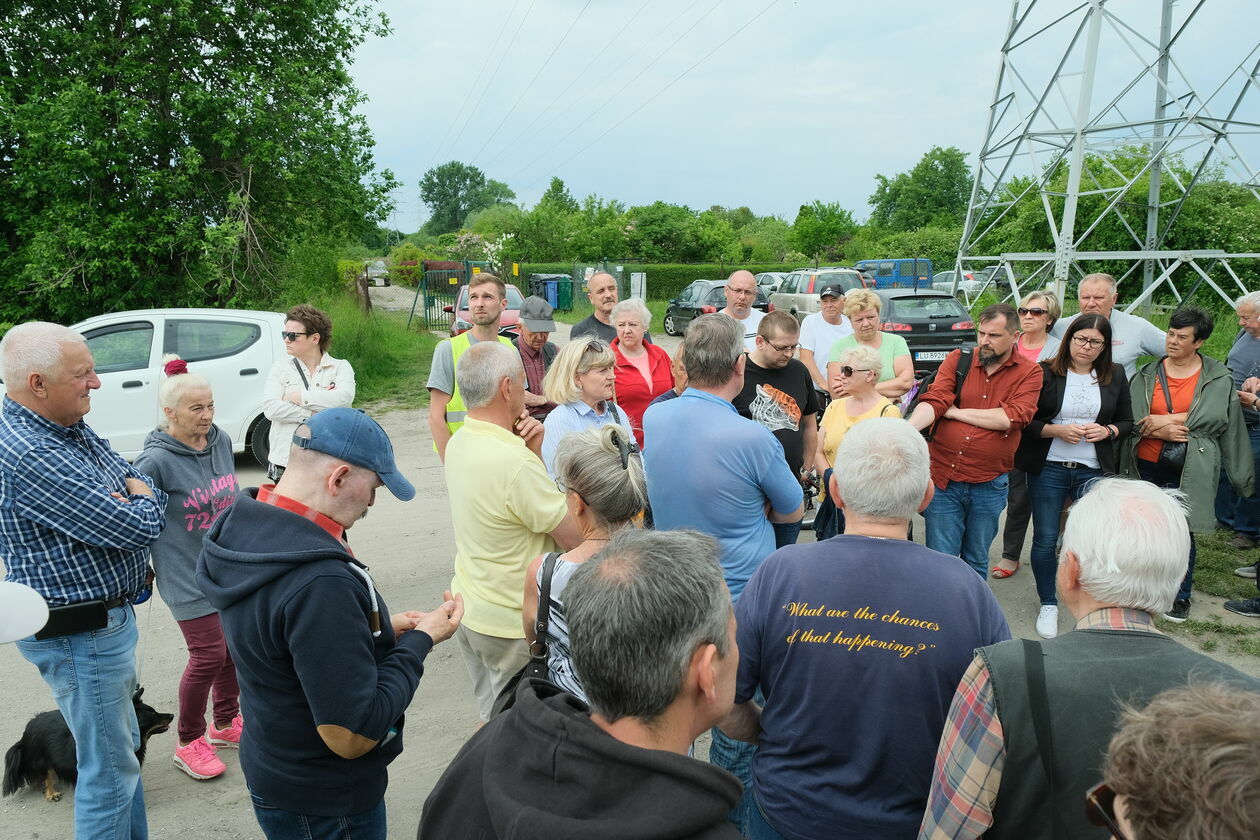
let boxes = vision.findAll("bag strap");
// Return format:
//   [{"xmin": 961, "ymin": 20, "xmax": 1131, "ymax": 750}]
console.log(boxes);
[
  {"xmin": 1154, "ymin": 357, "xmax": 1174, "ymax": 413},
  {"xmin": 953, "ymin": 347, "xmax": 974, "ymax": 404},
  {"xmin": 1022, "ymin": 639, "xmax": 1067, "ymax": 840},
  {"xmin": 292, "ymin": 357, "xmax": 311, "ymax": 390},
  {"xmin": 530, "ymin": 552, "xmax": 561, "ymax": 664}
]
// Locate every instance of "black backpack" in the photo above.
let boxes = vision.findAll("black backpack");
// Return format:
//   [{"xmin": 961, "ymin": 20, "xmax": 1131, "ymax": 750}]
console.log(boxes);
[{"xmin": 906, "ymin": 347, "xmax": 974, "ymax": 440}]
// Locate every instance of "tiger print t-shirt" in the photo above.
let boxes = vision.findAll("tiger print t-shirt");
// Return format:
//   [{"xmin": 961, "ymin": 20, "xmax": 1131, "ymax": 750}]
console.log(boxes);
[{"xmin": 734, "ymin": 356, "xmax": 820, "ymax": 477}]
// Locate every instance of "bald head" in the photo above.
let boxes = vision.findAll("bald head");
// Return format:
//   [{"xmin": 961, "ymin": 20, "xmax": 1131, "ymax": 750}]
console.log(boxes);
[
  {"xmin": 724, "ymin": 270, "xmax": 758, "ymax": 319},
  {"xmin": 587, "ymin": 273, "xmax": 620, "ymax": 320}
]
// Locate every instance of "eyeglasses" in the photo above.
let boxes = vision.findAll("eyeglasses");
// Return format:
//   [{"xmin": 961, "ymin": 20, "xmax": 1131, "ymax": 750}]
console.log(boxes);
[
  {"xmin": 728, "ymin": 287, "xmax": 756, "ymax": 298},
  {"xmin": 581, "ymin": 340, "xmax": 609, "ymax": 354},
  {"xmin": 764, "ymin": 338, "xmax": 799, "ymax": 353},
  {"xmin": 280, "ymin": 331, "xmax": 310, "ymax": 342},
  {"xmin": 1018, "ymin": 307, "xmax": 1049, "ymax": 316},
  {"xmin": 1072, "ymin": 335, "xmax": 1106, "ymax": 349},
  {"xmin": 839, "ymin": 366, "xmax": 873, "ymax": 377},
  {"xmin": 1084, "ymin": 782, "xmax": 1128, "ymax": 839}
]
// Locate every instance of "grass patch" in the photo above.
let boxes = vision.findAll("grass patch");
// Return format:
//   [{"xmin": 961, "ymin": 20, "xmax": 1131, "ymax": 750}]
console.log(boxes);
[
  {"xmin": 1152, "ymin": 529, "xmax": 1260, "ymax": 658},
  {"xmin": 323, "ymin": 296, "xmax": 439, "ymax": 410},
  {"xmin": 1156, "ymin": 610, "xmax": 1260, "ymax": 658}
]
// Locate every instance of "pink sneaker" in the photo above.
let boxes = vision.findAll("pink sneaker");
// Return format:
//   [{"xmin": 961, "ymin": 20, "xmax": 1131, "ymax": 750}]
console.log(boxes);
[
  {"xmin": 207, "ymin": 714, "xmax": 244, "ymax": 749},
  {"xmin": 173, "ymin": 737, "xmax": 226, "ymax": 780}
]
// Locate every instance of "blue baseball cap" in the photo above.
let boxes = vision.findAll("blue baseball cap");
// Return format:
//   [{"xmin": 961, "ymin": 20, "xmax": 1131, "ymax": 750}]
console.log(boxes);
[{"xmin": 293, "ymin": 408, "xmax": 416, "ymax": 501}]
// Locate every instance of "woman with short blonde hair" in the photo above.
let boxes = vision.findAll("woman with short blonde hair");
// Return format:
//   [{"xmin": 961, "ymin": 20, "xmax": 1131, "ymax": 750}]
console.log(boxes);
[
  {"xmin": 541, "ymin": 336, "xmax": 632, "ymax": 477},
  {"xmin": 827, "ymin": 290, "xmax": 914, "ymax": 399}
]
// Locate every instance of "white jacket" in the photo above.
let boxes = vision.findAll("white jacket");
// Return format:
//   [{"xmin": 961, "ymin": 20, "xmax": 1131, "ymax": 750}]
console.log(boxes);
[{"xmin": 262, "ymin": 353, "xmax": 356, "ymax": 467}]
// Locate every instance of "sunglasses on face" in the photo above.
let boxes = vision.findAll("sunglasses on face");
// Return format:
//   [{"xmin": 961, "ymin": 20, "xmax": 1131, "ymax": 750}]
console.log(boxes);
[
  {"xmin": 280, "ymin": 331, "xmax": 310, "ymax": 342},
  {"xmin": 1084, "ymin": 782, "xmax": 1128, "ymax": 839},
  {"xmin": 1072, "ymin": 335, "xmax": 1105, "ymax": 349},
  {"xmin": 839, "ymin": 366, "xmax": 873, "ymax": 377},
  {"xmin": 1018, "ymin": 307, "xmax": 1049, "ymax": 316}
]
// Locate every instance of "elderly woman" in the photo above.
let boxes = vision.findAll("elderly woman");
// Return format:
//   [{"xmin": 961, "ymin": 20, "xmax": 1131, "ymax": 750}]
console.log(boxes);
[
  {"xmin": 609, "ymin": 297, "xmax": 674, "ymax": 448},
  {"xmin": 826, "ymin": 289, "xmax": 914, "ymax": 400},
  {"xmin": 522, "ymin": 425, "xmax": 647, "ymax": 704},
  {"xmin": 1012, "ymin": 314, "xmax": 1133, "ymax": 638},
  {"xmin": 812, "ymin": 344, "xmax": 902, "ymax": 538},
  {"xmin": 134, "ymin": 356, "xmax": 242, "ymax": 781},
  {"xmin": 994, "ymin": 290, "xmax": 1065, "ymax": 577},
  {"xmin": 1122, "ymin": 307, "xmax": 1256, "ymax": 623},
  {"xmin": 541, "ymin": 335, "xmax": 634, "ymax": 477}
]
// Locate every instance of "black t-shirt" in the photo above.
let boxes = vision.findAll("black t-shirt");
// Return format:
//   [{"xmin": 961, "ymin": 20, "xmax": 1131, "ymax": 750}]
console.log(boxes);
[
  {"xmin": 569, "ymin": 314, "xmax": 652, "ymax": 344},
  {"xmin": 734, "ymin": 357, "xmax": 820, "ymax": 476}
]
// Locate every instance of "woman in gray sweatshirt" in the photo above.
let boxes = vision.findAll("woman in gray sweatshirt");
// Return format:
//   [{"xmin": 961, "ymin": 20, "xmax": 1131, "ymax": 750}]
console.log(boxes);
[{"xmin": 133, "ymin": 355, "xmax": 241, "ymax": 781}]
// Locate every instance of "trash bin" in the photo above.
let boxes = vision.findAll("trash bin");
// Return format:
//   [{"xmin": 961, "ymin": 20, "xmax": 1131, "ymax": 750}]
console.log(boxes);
[
  {"xmin": 542, "ymin": 280, "xmax": 559, "ymax": 309},
  {"xmin": 557, "ymin": 278, "xmax": 573, "ymax": 311}
]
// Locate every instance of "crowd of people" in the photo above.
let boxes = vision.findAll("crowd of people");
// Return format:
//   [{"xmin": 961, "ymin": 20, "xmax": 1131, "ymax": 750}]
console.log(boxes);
[{"xmin": 1, "ymin": 268, "xmax": 1259, "ymax": 840}]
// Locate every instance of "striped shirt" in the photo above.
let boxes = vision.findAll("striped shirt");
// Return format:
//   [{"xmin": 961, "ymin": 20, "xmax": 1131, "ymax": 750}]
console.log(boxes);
[
  {"xmin": 0, "ymin": 396, "xmax": 167, "ymax": 605},
  {"xmin": 918, "ymin": 608, "xmax": 1159, "ymax": 839}
]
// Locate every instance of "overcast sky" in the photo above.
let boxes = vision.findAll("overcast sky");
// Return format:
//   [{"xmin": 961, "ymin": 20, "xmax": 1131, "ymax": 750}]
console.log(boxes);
[{"xmin": 350, "ymin": 0, "xmax": 1258, "ymax": 232}]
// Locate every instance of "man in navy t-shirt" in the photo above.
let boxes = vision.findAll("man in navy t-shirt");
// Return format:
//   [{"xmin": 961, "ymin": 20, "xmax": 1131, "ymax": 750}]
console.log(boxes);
[{"xmin": 721, "ymin": 417, "xmax": 1010, "ymax": 840}]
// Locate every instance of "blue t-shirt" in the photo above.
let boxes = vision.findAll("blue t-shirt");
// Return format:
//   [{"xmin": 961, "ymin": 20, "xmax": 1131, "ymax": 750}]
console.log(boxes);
[
  {"xmin": 735, "ymin": 535, "xmax": 1010, "ymax": 839},
  {"xmin": 643, "ymin": 389, "xmax": 802, "ymax": 601}
]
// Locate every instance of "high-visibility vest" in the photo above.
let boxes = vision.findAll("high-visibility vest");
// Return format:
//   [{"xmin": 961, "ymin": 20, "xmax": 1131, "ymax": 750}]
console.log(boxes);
[{"xmin": 437, "ymin": 332, "xmax": 515, "ymax": 447}]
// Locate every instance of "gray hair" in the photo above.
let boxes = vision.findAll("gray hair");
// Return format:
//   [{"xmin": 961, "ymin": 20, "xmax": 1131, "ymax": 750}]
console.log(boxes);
[
  {"xmin": 542, "ymin": 335, "xmax": 615, "ymax": 405},
  {"xmin": 1080, "ymin": 272, "xmax": 1118, "ymax": 294},
  {"xmin": 833, "ymin": 418, "xmax": 930, "ymax": 521},
  {"xmin": 157, "ymin": 354, "xmax": 212, "ymax": 430},
  {"xmin": 566, "ymin": 528, "xmax": 731, "ymax": 724},
  {"xmin": 456, "ymin": 341, "xmax": 523, "ymax": 410},
  {"xmin": 0, "ymin": 322, "xmax": 85, "ymax": 389},
  {"xmin": 554, "ymin": 425, "xmax": 647, "ymax": 529},
  {"xmin": 1062, "ymin": 477, "xmax": 1190, "ymax": 616},
  {"xmin": 838, "ymin": 343, "xmax": 883, "ymax": 379},
  {"xmin": 1235, "ymin": 290, "xmax": 1260, "ymax": 311},
  {"xmin": 682, "ymin": 314, "xmax": 743, "ymax": 388},
  {"xmin": 611, "ymin": 298, "xmax": 652, "ymax": 330}
]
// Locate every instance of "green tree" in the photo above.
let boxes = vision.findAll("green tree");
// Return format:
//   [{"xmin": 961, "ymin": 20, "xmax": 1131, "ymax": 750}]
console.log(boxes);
[
  {"xmin": 538, "ymin": 177, "xmax": 580, "ymax": 214},
  {"xmin": 790, "ymin": 202, "xmax": 858, "ymax": 263},
  {"xmin": 0, "ymin": 0, "xmax": 398, "ymax": 322},
  {"xmin": 420, "ymin": 161, "xmax": 516, "ymax": 236},
  {"xmin": 465, "ymin": 203, "xmax": 524, "ymax": 237},
  {"xmin": 625, "ymin": 202, "xmax": 698, "ymax": 262},
  {"xmin": 690, "ymin": 210, "xmax": 741, "ymax": 263},
  {"xmin": 740, "ymin": 217, "xmax": 791, "ymax": 262},
  {"xmin": 869, "ymin": 146, "xmax": 972, "ymax": 232},
  {"xmin": 569, "ymin": 195, "xmax": 628, "ymax": 261}
]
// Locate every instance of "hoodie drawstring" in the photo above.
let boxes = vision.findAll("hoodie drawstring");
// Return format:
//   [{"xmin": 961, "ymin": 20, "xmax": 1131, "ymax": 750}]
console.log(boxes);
[{"xmin": 347, "ymin": 563, "xmax": 382, "ymax": 637}]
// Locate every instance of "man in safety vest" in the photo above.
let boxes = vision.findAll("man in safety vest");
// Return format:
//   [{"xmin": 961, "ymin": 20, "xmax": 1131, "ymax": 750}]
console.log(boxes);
[{"xmin": 427, "ymin": 273, "xmax": 515, "ymax": 460}]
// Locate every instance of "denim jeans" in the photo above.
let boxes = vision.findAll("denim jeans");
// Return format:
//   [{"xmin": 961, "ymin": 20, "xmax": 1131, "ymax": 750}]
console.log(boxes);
[
  {"xmin": 1137, "ymin": 458, "xmax": 1197, "ymax": 601},
  {"xmin": 1216, "ymin": 425, "xmax": 1260, "ymax": 537},
  {"xmin": 924, "ymin": 475, "xmax": 1010, "ymax": 576},
  {"xmin": 771, "ymin": 518, "xmax": 804, "ymax": 549},
  {"xmin": 16, "ymin": 604, "xmax": 146, "ymax": 840},
  {"xmin": 747, "ymin": 797, "xmax": 788, "ymax": 840},
  {"xmin": 1028, "ymin": 462, "xmax": 1103, "ymax": 605},
  {"xmin": 709, "ymin": 725, "xmax": 756, "ymax": 832},
  {"xmin": 251, "ymin": 794, "xmax": 386, "ymax": 840}
]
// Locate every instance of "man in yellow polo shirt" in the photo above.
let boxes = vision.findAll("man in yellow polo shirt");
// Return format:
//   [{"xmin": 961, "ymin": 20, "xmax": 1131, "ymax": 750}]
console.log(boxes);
[{"xmin": 444, "ymin": 342, "xmax": 582, "ymax": 720}]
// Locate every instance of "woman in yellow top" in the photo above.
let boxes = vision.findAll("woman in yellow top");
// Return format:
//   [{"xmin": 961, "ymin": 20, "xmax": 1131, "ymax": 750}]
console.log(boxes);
[{"xmin": 812, "ymin": 344, "xmax": 902, "ymax": 538}]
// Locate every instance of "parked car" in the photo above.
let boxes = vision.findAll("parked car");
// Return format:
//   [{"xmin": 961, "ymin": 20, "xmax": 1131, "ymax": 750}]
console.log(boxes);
[
  {"xmin": 755, "ymin": 272, "xmax": 789, "ymax": 295},
  {"xmin": 663, "ymin": 279, "xmax": 769, "ymax": 336},
  {"xmin": 932, "ymin": 270, "xmax": 986, "ymax": 298},
  {"xmin": 69, "ymin": 308, "xmax": 287, "ymax": 464},
  {"xmin": 871, "ymin": 289, "xmax": 976, "ymax": 377},
  {"xmin": 446, "ymin": 283, "xmax": 525, "ymax": 336},
  {"xmin": 769, "ymin": 267, "xmax": 868, "ymax": 323}
]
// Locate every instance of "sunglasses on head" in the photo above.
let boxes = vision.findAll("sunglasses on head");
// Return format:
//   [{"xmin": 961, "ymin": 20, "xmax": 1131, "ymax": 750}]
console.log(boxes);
[
  {"xmin": 839, "ymin": 365, "xmax": 873, "ymax": 377},
  {"xmin": 1085, "ymin": 782, "xmax": 1128, "ymax": 839},
  {"xmin": 1018, "ymin": 307, "xmax": 1049, "ymax": 316},
  {"xmin": 280, "ymin": 331, "xmax": 310, "ymax": 342},
  {"xmin": 582, "ymin": 340, "xmax": 609, "ymax": 353}
]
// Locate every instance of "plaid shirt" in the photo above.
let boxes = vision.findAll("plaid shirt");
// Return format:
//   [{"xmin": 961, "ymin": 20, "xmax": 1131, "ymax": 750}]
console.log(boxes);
[
  {"xmin": 918, "ymin": 608, "xmax": 1159, "ymax": 839},
  {"xmin": 0, "ymin": 397, "xmax": 167, "ymax": 605}
]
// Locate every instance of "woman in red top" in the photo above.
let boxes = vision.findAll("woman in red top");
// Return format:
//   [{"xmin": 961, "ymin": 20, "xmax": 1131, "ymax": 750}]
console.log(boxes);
[{"xmin": 610, "ymin": 298, "xmax": 674, "ymax": 448}]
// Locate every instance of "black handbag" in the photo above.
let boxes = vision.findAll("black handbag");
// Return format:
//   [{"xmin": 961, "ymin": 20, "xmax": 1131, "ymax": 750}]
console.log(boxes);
[
  {"xmin": 490, "ymin": 551, "xmax": 560, "ymax": 717},
  {"xmin": 1153, "ymin": 359, "xmax": 1188, "ymax": 470}
]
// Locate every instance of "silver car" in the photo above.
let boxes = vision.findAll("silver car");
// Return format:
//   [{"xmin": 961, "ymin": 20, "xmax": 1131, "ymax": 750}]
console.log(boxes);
[{"xmin": 769, "ymin": 268, "xmax": 868, "ymax": 323}]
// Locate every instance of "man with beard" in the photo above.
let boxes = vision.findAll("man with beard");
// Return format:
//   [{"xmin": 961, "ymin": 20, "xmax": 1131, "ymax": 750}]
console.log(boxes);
[
  {"xmin": 908, "ymin": 303, "xmax": 1042, "ymax": 576},
  {"xmin": 427, "ymin": 273, "xmax": 515, "ymax": 461}
]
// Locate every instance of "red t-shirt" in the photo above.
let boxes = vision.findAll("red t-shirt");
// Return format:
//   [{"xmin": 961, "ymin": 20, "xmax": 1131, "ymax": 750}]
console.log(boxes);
[{"xmin": 1137, "ymin": 369, "xmax": 1199, "ymax": 463}]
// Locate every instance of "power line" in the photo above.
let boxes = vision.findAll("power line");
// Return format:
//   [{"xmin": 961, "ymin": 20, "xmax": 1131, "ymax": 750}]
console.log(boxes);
[
  {"xmin": 521, "ymin": 0, "xmax": 781, "ymax": 190},
  {"xmin": 469, "ymin": 0, "xmax": 595, "ymax": 167}
]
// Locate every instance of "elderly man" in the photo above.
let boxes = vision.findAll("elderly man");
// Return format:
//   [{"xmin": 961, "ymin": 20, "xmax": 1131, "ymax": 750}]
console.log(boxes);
[
  {"xmin": 444, "ymin": 342, "xmax": 581, "ymax": 721},
  {"xmin": 721, "ymin": 269, "xmax": 766, "ymax": 352},
  {"xmin": 1051, "ymin": 272, "xmax": 1166, "ymax": 378},
  {"xmin": 909, "ymin": 303, "xmax": 1042, "ymax": 576},
  {"xmin": 920, "ymin": 477, "xmax": 1260, "ymax": 840},
  {"xmin": 427, "ymin": 273, "xmax": 515, "ymax": 461},
  {"xmin": 418, "ymin": 529, "xmax": 743, "ymax": 839},
  {"xmin": 1222, "ymin": 291, "xmax": 1260, "ymax": 614},
  {"xmin": 199, "ymin": 408, "xmax": 461, "ymax": 840},
  {"xmin": 643, "ymin": 312, "xmax": 801, "ymax": 829},
  {"xmin": 733, "ymin": 311, "xmax": 819, "ymax": 548},
  {"xmin": 511, "ymin": 295, "xmax": 559, "ymax": 421},
  {"xmin": 571, "ymin": 271, "xmax": 653, "ymax": 344},
  {"xmin": 723, "ymin": 418, "xmax": 1009, "ymax": 839},
  {"xmin": 0, "ymin": 322, "xmax": 167, "ymax": 840},
  {"xmin": 798, "ymin": 282, "xmax": 854, "ymax": 392}
]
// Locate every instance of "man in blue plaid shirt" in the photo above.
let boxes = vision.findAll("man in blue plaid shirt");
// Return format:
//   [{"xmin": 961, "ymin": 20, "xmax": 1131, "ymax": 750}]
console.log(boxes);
[{"xmin": 0, "ymin": 322, "xmax": 166, "ymax": 840}]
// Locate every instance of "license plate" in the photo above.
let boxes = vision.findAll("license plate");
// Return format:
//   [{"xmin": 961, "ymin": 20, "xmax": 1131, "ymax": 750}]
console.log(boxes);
[{"xmin": 915, "ymin": 351, "xmax": 948, "ymax": 361}]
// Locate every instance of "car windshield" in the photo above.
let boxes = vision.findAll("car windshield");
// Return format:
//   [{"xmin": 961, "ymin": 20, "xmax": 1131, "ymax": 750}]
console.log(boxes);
[{"xmin": 888, "ymin": 297, "xmax": 969, "ymax": 320}]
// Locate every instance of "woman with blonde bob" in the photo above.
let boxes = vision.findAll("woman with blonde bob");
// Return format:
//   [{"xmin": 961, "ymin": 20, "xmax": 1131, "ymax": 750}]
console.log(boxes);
[
  {"xmin": 825, "ymin": 289, "xmax": 914, "ymax": 399},
  {"xmin": 540, "ymin": 335, "xmax": 633, "ymax": 477}
]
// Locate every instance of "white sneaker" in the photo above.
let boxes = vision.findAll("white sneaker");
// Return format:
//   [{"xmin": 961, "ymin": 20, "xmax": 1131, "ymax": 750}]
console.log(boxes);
[{"xmin": 1036, "ymin": 605, "xmax": 1059, "ymax": 639}]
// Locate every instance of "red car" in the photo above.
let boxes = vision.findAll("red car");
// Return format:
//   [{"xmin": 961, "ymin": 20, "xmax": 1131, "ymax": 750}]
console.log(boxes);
[{"xmin": 445, "ymin": 284, "xmax": 525, "ymax": 337}]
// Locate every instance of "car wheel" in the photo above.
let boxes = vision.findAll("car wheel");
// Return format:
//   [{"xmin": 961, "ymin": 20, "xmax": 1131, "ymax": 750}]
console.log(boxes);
[
  {"xmin": 248, "ymin": 416, "xmax": 271, "ymax": 468},
  {"xmin": 663, "ymin": 312, "xmax": 680, "ymax": 336}
]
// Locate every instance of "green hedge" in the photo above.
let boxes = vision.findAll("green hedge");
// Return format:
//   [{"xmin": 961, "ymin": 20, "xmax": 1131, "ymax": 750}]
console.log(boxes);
[{"xmin": 516, "ymin": 262, "xmax": 793, "ymax": 302}]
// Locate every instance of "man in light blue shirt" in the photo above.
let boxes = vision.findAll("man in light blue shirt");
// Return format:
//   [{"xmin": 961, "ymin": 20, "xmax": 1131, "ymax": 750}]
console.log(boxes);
[{"xmin": 642, "ymin": 313, "xmax": 802, "ymax": 833}]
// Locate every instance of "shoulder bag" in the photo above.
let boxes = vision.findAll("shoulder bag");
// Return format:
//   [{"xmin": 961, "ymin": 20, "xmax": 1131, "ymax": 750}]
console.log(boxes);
[
  {"xmin": 490, "ymin": 551, "xmax": 561, "ymax": 716},
  {"xmin": 1153, "ymin": 358, "xmax": 1188, "ymax": 470}
]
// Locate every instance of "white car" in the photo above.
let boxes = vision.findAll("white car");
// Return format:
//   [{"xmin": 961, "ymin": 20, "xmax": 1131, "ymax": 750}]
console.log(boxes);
[{"xmin": 71, "ymin": 308, "xmax": 287, "ymax": 463}]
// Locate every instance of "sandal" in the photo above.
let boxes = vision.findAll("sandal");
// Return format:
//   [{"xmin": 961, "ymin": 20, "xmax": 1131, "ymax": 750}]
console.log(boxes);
[{"xmin": 990, "ymin": 560, "xmax": 1020, "ymax": 579}]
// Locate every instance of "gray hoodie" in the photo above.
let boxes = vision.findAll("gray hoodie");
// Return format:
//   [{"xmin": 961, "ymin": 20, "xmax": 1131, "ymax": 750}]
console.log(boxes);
[{"xmin": 134, "ymin": 426, "xmax": 238, "ymax": 620}]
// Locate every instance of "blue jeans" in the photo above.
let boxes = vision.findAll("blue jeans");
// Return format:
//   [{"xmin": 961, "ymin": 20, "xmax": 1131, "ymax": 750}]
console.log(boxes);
[
  {"xmin": 251, "ymin": 794, "xmax": 386, "ymax": 840},
  {"xmin": 709, "ymin": 725, "xmax": 756, "ymax": 832},
  {"xmin": 1137, "ymin": 459, "xmax": 1197, "ymax": 601},
  {"xmin": 16, "ymin": 604, "xmax": 146, "ymax": 840},
  {"xmin": 772, "ymin": 519, "xmax": 804, "ymax": 549},
  {"xmin": 1216, "ymin": 425, "xmax": 1260, "ymax": 537},
  {"xmin": 924, "ymin": 476, "xmax": 1010, "ymax": 576},
  {"xmin": 1028, "ymin": 462, "xmax": 1103, "ymax": 605},
  {"xmin": 747, "ymin": 797, "xmax": 788, "ymax": 840}
]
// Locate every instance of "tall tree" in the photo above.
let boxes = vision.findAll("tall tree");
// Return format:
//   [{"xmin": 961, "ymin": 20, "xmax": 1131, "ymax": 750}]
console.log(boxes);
[
  {"xmin": 538, "ymin": 177, "xmax": 579, "ymax": 214},
  {"xmin": 790, "ymin": 202, "xmax": 858, "ymax": 263},
  {"xmin": 869, "ymin": 146, "xmax": 972, "ymax": 232}
]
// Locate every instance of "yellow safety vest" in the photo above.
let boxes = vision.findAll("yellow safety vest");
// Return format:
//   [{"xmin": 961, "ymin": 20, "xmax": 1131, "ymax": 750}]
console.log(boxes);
[{"xmin": 437, "ymin": 332, "xmax": 515, "ymax": 447}]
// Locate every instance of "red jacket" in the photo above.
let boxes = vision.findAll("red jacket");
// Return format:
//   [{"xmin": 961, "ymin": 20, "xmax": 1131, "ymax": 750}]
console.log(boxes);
[{"xmin": 611, "ymin": 339, "xmax": 674, "ymax": 448}]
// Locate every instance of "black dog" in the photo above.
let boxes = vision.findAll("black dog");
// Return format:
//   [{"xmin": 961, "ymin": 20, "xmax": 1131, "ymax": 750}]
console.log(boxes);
[{"xmin": 2, "ymin": 687, "xmax": 173, "ymax": 802}]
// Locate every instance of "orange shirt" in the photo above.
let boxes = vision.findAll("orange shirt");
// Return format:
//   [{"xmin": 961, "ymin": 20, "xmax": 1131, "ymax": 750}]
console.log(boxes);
[{"xmin": 1137, "ymin": 369, "xmax": 1200, "ymax": 463}]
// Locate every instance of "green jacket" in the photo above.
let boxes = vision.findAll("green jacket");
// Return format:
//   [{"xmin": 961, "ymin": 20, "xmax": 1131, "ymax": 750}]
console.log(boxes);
[{"xmin": 1120, "ymin": 354, "xmax": 1255, "ymax": 532}]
